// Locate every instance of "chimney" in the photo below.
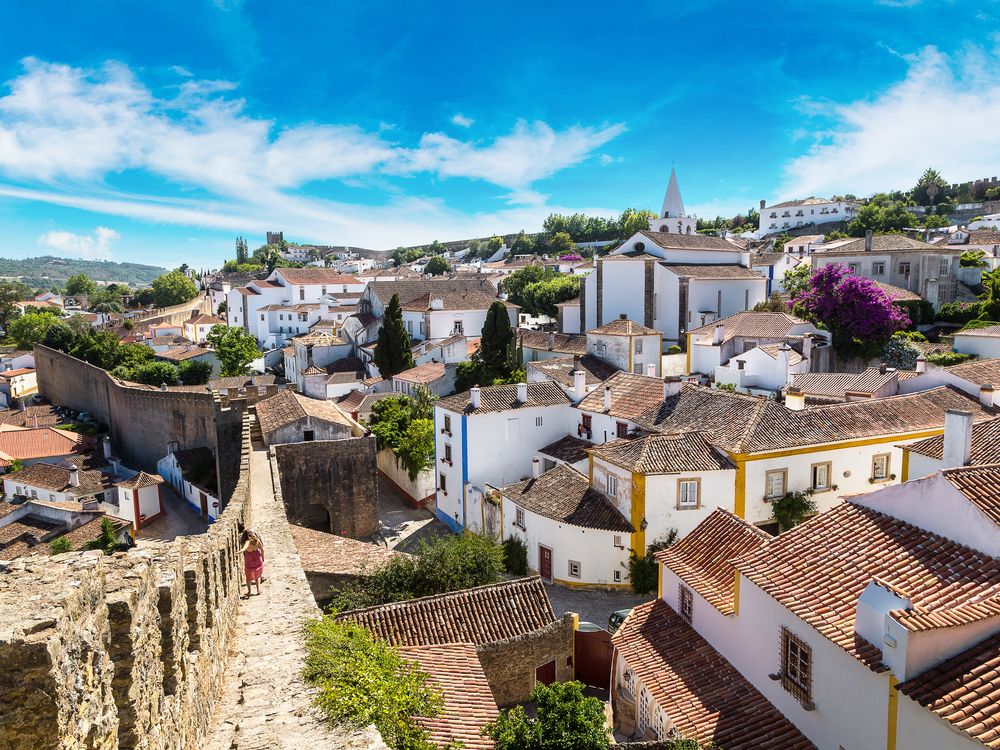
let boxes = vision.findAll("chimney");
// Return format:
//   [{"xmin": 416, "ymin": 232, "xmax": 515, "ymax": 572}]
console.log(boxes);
[
  {"xmin": 69, "ymin": 465, "xmax": 80, "ymax": 488},
  {"xmin": 760, "ymin": 199, "xmax": 766, "ymax": 210},
  {"xmin": 547, "ymin": 331, "xmax": 555, "ymax": 350},
  {"xmin": 619, "ymin": 313, "xmax": 628, "ymax": 320},
  {"xmin": 160, "ymin": 382, "xmax": 168, "ymax": 391},
  {"xmin": 430, "ymin": 298, "xmax": 444, "ymax": 311},
  {"xmin": 802, "ymin": 335, "xmax": 813, "ymax": 361},
  {"xmin": 980, "ymin": 384, "xmax": 995, "ymax": 408},
  {"xmin": 785, "ymin": 386, "xmax": 806, "ymax": 411},
  {"xmin": 712, "ymin": 324, "xmax": 725, "ymax": 345},
  {"xmin": 865, "ymin": 229, "xmax": 873, "ymax": 252},
  {"xmin": 470, "ymin": 386, "xmax": 481, "ymax": 410},
  {"xmin": 663, "ymin": 376, "xmax": 682, "ymax": 399},
  {"xmin": 532, "ymin": 456, "xmax": 541, "ymax": 479},
  {"xmin": 879, "ymin": 363, "xmax": 887, "ymax": 374},
  {"xmin": 102, "ymin": 436, "xmax": 112, "ymax": 460},
  {"xmin": 646, "ymin": 362, "xmax": 656, "ymax": 377},
  {"xmin": 915, "ymin": 355, "xmax": 927, "ymax": 373},
  {"xmin": 573, "ymin": 368, "xmax": 587, "ymax": 400},
  {"xmin": 942, "ymin": 409, "xmax": 974, "ymax": 468},
  {"xmin": 603, "ymin": 386, "xmax": 612, "ymax": 411},
  {"xmin": 516, "ymin": 382, "xmax": 528, "ymax": 404}
]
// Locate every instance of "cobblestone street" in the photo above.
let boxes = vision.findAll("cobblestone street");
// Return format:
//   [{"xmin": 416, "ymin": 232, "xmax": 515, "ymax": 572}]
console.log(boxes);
[{"xmin": 544, "ymin": 582, "xmax": 649, "ymax": 629}]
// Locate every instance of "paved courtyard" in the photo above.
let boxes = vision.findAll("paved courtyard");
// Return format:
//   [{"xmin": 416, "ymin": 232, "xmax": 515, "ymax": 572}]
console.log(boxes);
[
  {"xmin": 377, "ymin": 472, "xmax": 450, "ymax": 551},
  {"xmin": 135, "ymin": 483, "xmax": 209, "ymax": 544},
  {"xmin": 544, "ymin": 582, "xmax": 649, "ymax": 629}
]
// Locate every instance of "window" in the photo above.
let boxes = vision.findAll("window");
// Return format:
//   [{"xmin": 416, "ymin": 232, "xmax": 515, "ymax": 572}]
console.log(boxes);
[
  {"xmin": 811, "ymin": 462, "xmax": 832, "ymax": 491},
  {"xmin": 419, "ymin": 321, "xmax": 425, "ymax": 336},
  {"xmin": 633, "ymin": 363, "xmax": 643, "ymax": 374},
  {"xmin": 568, "ymin": 560, "xmax": 581, "ymax": 578},
  {"xmin": 638, "ymin": 688, "xmax": 650, "ymax": 734},
  {"xmin": 616, "ymin": 421, "xmax": 629, "ymax": 438},
  {"xmin": 623, "ymin": 668, "xmax": 635, "ymax": 694},
  {"xmin": 614, "ymin": 569, "xmax": 623, "ymax": 583},
  {"xmin": 321, "ymin": 286, "xmax": 327, "ymax": 296},
  {"xmin": 779, "ymin": 626, "xmax": 813, "ymax": 707},
  {"xmin": 742, "ymin": 340, "xmax": 757, "ymax": 354},
  {"xmin": 260, "ymin": 314, "xmax": 265, "ymax": 321},
  {"xmin": 677, "ymin": 479, "xmax": 700, "ymax": 509},
  {"xmin": 439, "ymin": 473, "xmax": 447, "ymax": 494},
  {"xmin": 679, "ymin": 584, "xmax": 694, "ymax": 622},
  {"xmin": 939, "ymin": 258, "xmax": 950, "ymax": 276},
  {"xmin": 535, "ymin": 416, "xmax": 544, "ymax": 427},
  {"xmin": 744, "ymin": 289, "xmax": 750, "ymax": 310},
  {"xmin": 606, "ymin": 474, "xmax": 618, "ymax": 498},
  {"xmin": 299, "ymin": 287, "xmax": 305, "ymax": 301},
  {"xmin": 514, "ymin": 507, "xmax": 525, "ymax": 529},
  {"xmin": 899, "ymin": 262, "xmax": 911, "ymax": 275},
  {"xmin": 635, "ymin": 339, "xmax": 643, "ymax": 354},
  {"xmin": 613, "ymin": 534, "xmax": 624, "ymax": 548},
  {"xmin": 872, "ymin": 453, "xmax": 890, "ymax": 481},
  {"xmin": 765, "ymin": 469, "xmax": 787, "ymax": 499},
  {"xmin": 581, "ymin": 414, "xmax": 592, "ymax": 434},
  {"xmin": 444, "ymin": 444, "xmax": 452, "ymax": 464},
  {"xmin": 406, "ymin": 320, "xmax": 413, "ymax": 333},
  {"xmin": 848, "ymin": 263, "xmax": 860, "ymax": 274},
  {"xmin": 303, "ymin": 430, "xmax": 315, "ymax": 442},
  {"xmin": 453, "ymin": 321, "xmax": 464, "ymax": 334},
  {"xmin": 443, "ymin": 415, "xmax": 451, "ymax": 434},
  {"xmin": 872, "ymin": 262, "xmax": 885, "ymax": 275},
  {"xmin": 595, "ymin": 342, "xmax": 606, "ymax": 356}
]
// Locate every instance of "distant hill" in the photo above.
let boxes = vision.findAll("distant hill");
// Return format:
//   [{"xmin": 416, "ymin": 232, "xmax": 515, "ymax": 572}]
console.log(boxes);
[{"xmin": 0, "ymin": 256, "xmax": 167, "ymax": 288}]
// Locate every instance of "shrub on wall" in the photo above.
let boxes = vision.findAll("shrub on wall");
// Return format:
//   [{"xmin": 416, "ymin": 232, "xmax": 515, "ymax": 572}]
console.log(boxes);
[
  {"xmin": 502, "ymin": 536, "xmax": 528, "ymax": 576},
  {"xmin": 936, "ymin": 301, "xmax": 982, "ymax": 325},
  {"xmin": 627, "ymin": 530, "xmax": 678, "ymax": 595}
]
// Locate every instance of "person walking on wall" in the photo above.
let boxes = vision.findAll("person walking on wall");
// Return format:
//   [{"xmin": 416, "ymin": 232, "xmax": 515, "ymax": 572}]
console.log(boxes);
[{"xmin": 240, "ymin": 529, "xmax": 265, "ymax": 598}]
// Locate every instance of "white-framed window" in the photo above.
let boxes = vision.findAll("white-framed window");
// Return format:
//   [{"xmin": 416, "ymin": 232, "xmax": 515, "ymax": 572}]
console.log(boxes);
[
  {"xmin": 568, "ymin": 560, "xmax": 581, "ymax": 578},
  {"xmin": 623, "ymin": 668, "xmax": 635, "ymax": 694},
  {"xmin": 614, "ymin": 569, "xmax": 622, "ymax": 583},
  {"xmin": 899, "ymin": 262, "xmax": 911, "ymax": 275},
  {"xmin": 443, "ymin": 415, "xmax": 451, "ymax": 434},
  {"xmin": 811, "ymin": 462, "xmax": 831, "ymax": 491},
  {"xmin": 939, "ymin": 258, "xmax": 950, "ymax": 276},
  {"xmin": 765, "ymin": 469, "xmax": 787, "ymax": 499},
  {"xmin": 635, "ymin": 339, "xmax": 643, "ymax": 354},
  {"xmin": 633, "ymin": 363, "xmax": 643, "ymax": 374},
  {"xmin": 535, "ymin": 416, "xmax": 543, "ymax": 427},
  {"xmin": 419, "ymin": 321, "xmax": 425, "ymax": 336},
  {"xmin": 679, "ymin": 584, "xmax": 694, "ymax": 622},
  {"xmin": 514, "ymin": 507, "xmax": 525, "ymax": 529},
  {"xmin": 406, "ymin": 320, "xmax": 413, "ymax": 333},
  {"xmin": 872, "ymin": 453, "xmax": 890, "ymax": 481},
  {"xmin": 638, "ymin": 687, "xmax": 651, "ymax": 734},
  {"xmin": 848, "ymin": 263, "xmax": 860, "ymax": 274},
  {"xmin": 606, "ymin": 474, "xmax": 617, "ymax": 498},
  {"xmin": 613, "ymin": 534, "xmax": 624, "ymax": 548},
  {"xmin": 872, "ymin": 262, "xmax": 885, "ymax": 275},
  {"xmin": 678, "ymin": 479, "xmax": 699, "ymax": 508}
]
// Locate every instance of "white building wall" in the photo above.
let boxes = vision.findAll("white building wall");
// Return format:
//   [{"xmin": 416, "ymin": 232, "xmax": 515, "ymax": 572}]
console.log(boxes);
[
  {"xmin": 598, "ymin": 261, "xmax": 646, "ymax": 327},
  {"xmin": 642, "ymin": 470, "xmax": 736, "ymax": 542},
  {"xmin": 953, "ymin": 333, "xmax": 1000, "ymax": 359},
  {"xmin": 896, "ymin": 693, "xmax": 986, "ymax": 750}
]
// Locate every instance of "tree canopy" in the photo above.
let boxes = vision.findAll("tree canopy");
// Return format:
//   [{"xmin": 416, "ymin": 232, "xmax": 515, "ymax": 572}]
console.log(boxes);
[
  {"xmin": 373, "ymin": 294, "xmax": 415, "ymax": 378},
  {"xmin": 65, "ymin": 273, "xmax": 97, "ymax": 298},
  {"xmin": 206, "ymin": 324, "xmax": 259, "ymax": 377},
  {"xmin": 367, "ymin": 392, "xmax": 436, "ymax": 481},
  {"xmin": 483, "ymin": 681, "xmax": 611, "ymax": 750},
  {"xmin": 8, "ymin": 310, "xmax": 61, "ymax": 350},
  {"xmin": 150, "ymin": 270, "xmax": 198, "ymax": 307},
  {"xmin": 423, "ymin": 256, "xmax": 451, "ymax": 276}
]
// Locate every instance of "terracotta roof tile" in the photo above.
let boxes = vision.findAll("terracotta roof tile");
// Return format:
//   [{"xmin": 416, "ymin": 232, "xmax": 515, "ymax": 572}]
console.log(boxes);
[
  {"xmin": 593, "ymin": 433, "xmax": 734, "ymax": 474},
  {"xmin": 660, "ymin": 263, "xmax": 765, "ymax": 280},
  {"xmin": 906, "ymin": 417, "xmax": 1000, "ymax": 466},
  {"xmin": 789, "ymin": 367, "xmax": 898, "ymax": 399},
  {"xmin": 368, "ymin": 279, "xmax": 501, "ymax": 311},
  {"xmin": 254, "ymin": 390, "xmax": 354, "ymax": 434},
  {"xmin": 498, "ymin": 464, "xmax": 634, "ymax": 532},
  {"xmin": 947, "ymin": 358, "xmax": 1000, "ymax": 385},
  {"xmin": 656, "ymin": 509, "xmax": 768, "ymax": 614},
  {"xmin": 637, "ymin": 230, "xmax": 745, "ymax": 252},
  {"xmin": 537, "ymin": 435, "xmax": 591, "ymax": 464},
  {"xmin": 437, "ymin": 381, "xmax": 570, "ymax": 414},
  {"xmin": 5, "ymin": 462, "xmax": 116, "ymax": 496},
  {"xmin": 289, "ymin": 524, "xmax": 406, "ymax": 576},
  {"xmin": 516, "ymin": 330, "xmax": 586, "ymax": 355},
  {"xmin": 813, "ymin": 233, "xmax": 942, "ymax": 254},
  {"xmin": 612, "ymin": 600, "xmax": 815, "ymax": 750},
  {"xmin": 688, "ymin": 311, "xmax": 808, "ymax": 344},
  {"xmin": 940, "ymin": 464, "xmax": 1000, "ymax": 526},
  {"xmin": 395, "ymin": 362, "xmax": 447, "ymax": 384},
  {"xmin": 336, "ymin": 576, "xmax": 556, "ymax": 646},
  {"xmin": 576, "ymin": 372, "xmax": 667, "ymax": 421},
  {"xmin": 588, "ymin": 317, "xmax": 659, "ymax": 336},
  {"xmin": 526, "ymin": 354, "xmax": 617, "ymax": 388},
  {"xmin": 274, "ymin": 269, "xmax": 361, "ymax": 285},
  {"xmin": 398, "ymin": 643, "xmax": 498, "ymax": 750},
  {"xmin": 0, "ymin": 427, "xmax": 89, "ymax": 467},
  {"xmin": 116, "ymin": 470, "xmax": 163, "ymax": 490}
]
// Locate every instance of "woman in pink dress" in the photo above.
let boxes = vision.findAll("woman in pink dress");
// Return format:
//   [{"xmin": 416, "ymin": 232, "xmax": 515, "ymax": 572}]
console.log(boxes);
[{"xmin": 240, "ymin": 529, "xmax": 264, "ymax": 597}]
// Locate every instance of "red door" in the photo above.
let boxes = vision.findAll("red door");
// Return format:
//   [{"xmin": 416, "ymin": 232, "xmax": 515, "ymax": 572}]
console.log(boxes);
[
  {"xmin": 539, "ymin": 545, "xmax": 553, "ymax": 582},
  {"xmin": 535, "ymin": 659, "xmax": 556, "ymax": 686}
]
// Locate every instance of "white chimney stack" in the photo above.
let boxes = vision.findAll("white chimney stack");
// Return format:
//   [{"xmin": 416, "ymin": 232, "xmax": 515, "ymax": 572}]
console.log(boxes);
[
  {"xmin": 943, "ymin": 409, "xmax": 974, "ymax": 468},
  {"xmin": 470, "ymin": 386, "xmax": 481, "ymax": 410},
  {"xmin": 516, "ymin": 382, "xmax": 528, "ymax": 404},
  {"xmin": 915, "ymin": 355, "xmax": 927, "ymax": 373},
  {"xmin": 663, "ymin": 376, "xmax": 682, "ymax": 399},
  {"xmin": 547, "ymin": 331, "xmax": 555, "ymax": 350},
  {"xmin": 430, "ymin": 298, "xmax": 444, "ymax": 310},
  {"xmin": 572, "ymin": 357, "xmax": 587, "ymax": 400},
  {"xmin": 532, "ymin": 456, "xmax": 541, "ymax": 479},
  {"xmin": 646, "ymin": 363, "xmax": 656, "ymax": 377},
  {"xmin": 712, "ymin": 324, "xmax": 725, "ymax": 345},
  {"xmin": 980, "ymin": 384, "xmax": 995, "ymax": 408},
  {"xmin": 102, "ymin": 436, "xmax": 112, "ymax": 460},
  {"xmin": 785, "ymin": 386, "xmax": 806, "ymax": 411},
  {"xmin": 69, "ymin": 465, "xmax": 80, "ymax": 488},
  {"xmin": 603, "ymin": 386, "xmax": 612, "ymax": 411}
]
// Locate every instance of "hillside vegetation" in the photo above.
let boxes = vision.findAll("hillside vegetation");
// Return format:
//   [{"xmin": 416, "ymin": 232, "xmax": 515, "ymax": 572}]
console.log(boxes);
[{"xmin": 0, "ymin": 256, "xmax": 167, "ymax": 286}]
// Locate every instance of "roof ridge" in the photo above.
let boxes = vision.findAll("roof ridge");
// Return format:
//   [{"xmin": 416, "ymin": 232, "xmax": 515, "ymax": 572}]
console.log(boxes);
[{"xmin": 336, "ymin": 575, "xmax": 546, "ymax": 617}]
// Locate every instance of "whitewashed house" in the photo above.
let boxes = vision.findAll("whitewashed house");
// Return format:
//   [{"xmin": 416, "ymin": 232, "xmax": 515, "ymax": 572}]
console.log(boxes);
[
  {"xmin": 903, "ymin": 412, "xmax": 1000, "ymax": 479},
  {"xmin": 157, "ymin": 446, "xmax": 220, "ymax": 521},
  {"xmin": 586, "ymin": 316, "xmax": 661, "ymax": 376},
  {"xmin": 758, "ymin": 196, "xmax": 859, "ymax": 236},
  {"xmin": 715, "ymin": 342, "xmax": 810, "ymax": 394},
  {"xmin": 952, "ymin": 325, "xmax": 1000, "ymax": 359},
  {"xmin": 183, "ymin": 314, "xmax": 226, "ymax": 344}
]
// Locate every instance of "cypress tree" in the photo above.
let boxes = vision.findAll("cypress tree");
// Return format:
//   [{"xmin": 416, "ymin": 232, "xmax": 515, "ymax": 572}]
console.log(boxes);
[
  {"xmin": 373, "ymin": 294, "xmax": 415, "ymax": 378},
  {"xmin": 479, "ymin": 300, "xmax": 515, "ymax": 381}
]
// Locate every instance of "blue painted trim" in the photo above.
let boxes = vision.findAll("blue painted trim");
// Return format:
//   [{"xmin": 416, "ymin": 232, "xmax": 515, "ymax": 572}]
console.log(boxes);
[
  {"xmin": 436, "ymin": 507, "xmax": 462, "ymax": 533},
  {"xmin": 461, "ymin": 413, "xmax": 469, "ymax": 531}
]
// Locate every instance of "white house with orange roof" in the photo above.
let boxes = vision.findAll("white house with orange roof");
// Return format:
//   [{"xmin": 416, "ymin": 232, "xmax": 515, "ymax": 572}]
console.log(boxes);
[
  {"xmin": 586, "ymin": 316, "xmax": 661, "ymax": 376},
  {"xmin": 183, "ymin": 314, "xmax": 226, "ymax": 344}
]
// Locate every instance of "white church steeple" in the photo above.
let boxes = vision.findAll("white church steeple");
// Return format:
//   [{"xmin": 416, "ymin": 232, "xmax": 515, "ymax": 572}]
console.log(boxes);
[{"xmin": 650, "ymin": 166, "xmax": 697, "ymax": 235}]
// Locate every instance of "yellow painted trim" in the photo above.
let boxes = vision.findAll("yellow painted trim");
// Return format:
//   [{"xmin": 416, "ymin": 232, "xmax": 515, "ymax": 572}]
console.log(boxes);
[
  {"xmin": 728, "ymin": 428, "xmax": 944, "ymax": 462},
  {"xmin": 551, "ymin": 577, "xmax": 634, "ymax": 591},
  {"xmin": 657, "ymin": 561, "xmax": 664, "ymax": 599},
  {"xmin": 685, "ymin": 333, "xmax": 692, "ymax": 374},
  {"xmin": 734, "ymin": 459, "xmax": 747, "ymax": 519},
  {"xmin": 631, "ymin": 471, "xmax": 647, "ymax": 555},
  {"xmin": 588, "ymin": 454, "xmax": 594, "ymax": 485},
  {"xmin": 570, "ymin": 612, "xmax": 580, "ymax": 631},
  {"xmin": 886, "ymin": 676, "xmax": 899, "ymax": 750},
  {"xmin": 732, "ymin": 571, "xmax": 741, "ymax": 615},
  {"xmin": 901, "ymin": 449, "xmax": 910, "ymax": 483}
]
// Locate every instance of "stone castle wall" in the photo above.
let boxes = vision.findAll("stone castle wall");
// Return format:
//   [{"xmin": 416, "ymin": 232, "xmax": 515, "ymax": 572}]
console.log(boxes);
[
  {"xmin": 127, "ymin": 294, "xmax": 214, "ymax": 329},
  {"xmin": 272, "ymin": 438, "xmax": 378, "ymax": 538},
  {"xmin": 0, "ymin": 414, "xmax": 254, "ymax": 750}
]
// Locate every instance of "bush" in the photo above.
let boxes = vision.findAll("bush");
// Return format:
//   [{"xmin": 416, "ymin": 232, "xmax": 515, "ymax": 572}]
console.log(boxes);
[
  {"xmin": 895, "ymin": 299, "xmax": 935, "ymax": 326},
  {"xmin": 881, "ymin": 334, "xmax": 921, "ymax": 370},
  {"xmin": 483, "ymin": 681, "xmax": 611, "ymax": 750},
  {"xmin": 926, "ymin": 351, "xmax": 977, "ymax": 367},
  {"xmin": 85, "ymin": 518, "xmax": 123, "ymax": 555},
  {"xmin": 961, "ymin": 249, "xmax": 989, "ymax": 268},
  {"xmin": 667, "ymin": 345, "xmax": 682, "ymax": 354},
  {"xmin": 628, "ymin": 531, "xmax": 678, "ymax": 595},
  {"xmin": 49, "ymin": 536, "xmax": 72, "ymax": 554},
  {"xmin": 771, "ymin": 490, "xmax": 817, "ymax": 531},
  {"xmin": 329, "ymin": 533, "xmax": 505, "ymax": 612},
  {"xmin": 937, "ymin": 302, "xmax": 982, "ymax": 324},
  {"xmin": 502, "ymin": 536, "xmax": 528, "ymax": 575},
  {"xmin": 303, "ymin": 617, "xmax": 443, "ymax": 750}
]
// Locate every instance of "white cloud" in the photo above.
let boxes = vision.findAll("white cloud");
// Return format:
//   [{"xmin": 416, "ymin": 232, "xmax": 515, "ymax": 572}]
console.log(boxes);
[
  {"xmin": 451, "ymin": 113, "xmax": 474, "ymax": 128},
  {"xmin": 779, "ymin": 45, "xmax": 1000, "ymax": 199},
  {"xmin": 37, "ymin": 226, "xmax": 120, "ymax": 260}
]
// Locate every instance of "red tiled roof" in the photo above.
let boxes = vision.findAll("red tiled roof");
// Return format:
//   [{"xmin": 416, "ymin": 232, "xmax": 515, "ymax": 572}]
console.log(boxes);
[
  {"xmin": 255, "ymin": 390, "xmax": 354, "ymax": 434},
  {"xmin": 688, "ymin": 311, "xmax": 808, "ymax": 345},
  {"xmin": 588, "ymin": 317, "xmax": 658, "ymax": 336},
  {"xmin": 274, "ymin": 269, "xmax": 361, "ymax": 285},
  {"xmin": 656, "ymin": 509, "xmax": 768, "ymax": 614},
  {"xmin": 517, "ymin": 330, "xmax": 586, "ymax": 355},
  {"xmin": 612, "ymin": 600, "xmax": 815, "ymax": 750},
  {"xmin": 336, "ymin": 576, "xmax": 556, "ymax": 646},
  {"xmin": 905, "ymin": 417, "xmax": 1000, "ymax": 466},
  {"xmin": 395, "ymin": 362, "xmax": 447, "ymax": 384},
  {"xmin": 940, "ymin": 464, "xmax": 1000, "ymax": 526},
  {"xmin": 289, "ymin": 524, "xmax": 406, "ymax": 576},
  {"xmin": 398, "ymin": 643, "xmax": 498, "ymax": 750},
  {"xmin": 527, "ymin": 354, "xmax": 618, "ymax": 389},
  {"xmin": 593, "ymin": 433, "xmax": 733, "ymax": 474},
  {"xmin": 0, "ymin": 427, "xmax": 89, "ymax": 467},
  {"xmin": 437, "ymin": 381, "xmax": 570, "ymax": 414},
  {"xmin": 0, "ymin": 368, "xmax": 34, "ymax": 378}
]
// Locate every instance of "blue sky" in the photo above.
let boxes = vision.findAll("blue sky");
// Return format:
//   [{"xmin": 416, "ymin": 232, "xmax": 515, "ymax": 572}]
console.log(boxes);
[{"xmin": 0, "ymin": 0, "xmax": 997, "ymax": 270}]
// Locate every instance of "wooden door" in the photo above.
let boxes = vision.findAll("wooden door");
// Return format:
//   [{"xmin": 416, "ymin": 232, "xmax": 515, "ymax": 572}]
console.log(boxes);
[
  {"xmin": 200, "ymin": 491, "xmax": 208, "ymax": 519},
  {"xmin": 535, "ymin": 659, "xmax": 556, "ymax": 686},
  {"xmin": 539, "ymin": 545, "xmax": 552, "ymax": 582}
]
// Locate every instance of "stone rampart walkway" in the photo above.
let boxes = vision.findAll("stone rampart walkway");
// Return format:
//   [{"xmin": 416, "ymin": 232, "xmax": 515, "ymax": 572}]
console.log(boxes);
[{"xmin": 205, "ymin": 439, "xmax": 386, "ymax": 749}]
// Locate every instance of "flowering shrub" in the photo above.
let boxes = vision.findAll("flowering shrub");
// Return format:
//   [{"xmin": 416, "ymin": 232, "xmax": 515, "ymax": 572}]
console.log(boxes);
[
  {"xmin": 792, "ymin": 264, "xmax": 910, "ymax": 359},
  {"xmin": 881, "ymin": 333, "xmax": 922, "ymax": 370},
  {"xmin": 558, "ymin": 253, "xmax": 583, "ymax": 262}
]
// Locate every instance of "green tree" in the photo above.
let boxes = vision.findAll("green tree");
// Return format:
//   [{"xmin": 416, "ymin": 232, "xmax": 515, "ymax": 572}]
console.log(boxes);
[
  {"xmin": 509, "ymin": 231, "xmax": 534, "ymax": 255},
  {"xmin": 373, "ymin": 294, "xmax": 415, "ymax": 378},
  {"xmin": 117, "ymin": 342, "xmax": 155, "ymax": 369},
  {"xmin": 782, "ymin": 263, "xmax": 813, "ymax": 303},
  {"xmin": 367, "ymin": 394, "xmax": 436, "ymax": 480},
  {"xmin": 70, "ymin": 330, "xmax": 123, "ymax": 370},
  {"xmin": 502, "ymin": 265, "xmax": 550, "ymax": 308},
  {"xmin": 86, "ymin": 517, "xmax": 123, "ymax": 555},
  {"xmin": 133, "ymin": 287, "xmax": 156, "ymax": 307},
  {"xmin": 548, "ymin": 231, "xmax": 577, "ymax": 256},
  {"xmin": 845, "ymin": 200, "xmax": 917, "ymax": 236},
  {"xmin": 423, "ymin": 256, "xmax": 451, "ymax": 276},
  {"xmin": 217, "ymin": 300, "xmax": 227, "ymax": 316},
  {"xmin": 114, "ymin": 361, "xmax": 179, "ymax": 386},
  {"xmin": 8, "ymin": 310, "xmax": 60, "ymax": 349},
  {"xmin": 961, "ymin": 249, "xmax": 988, "ymax": 268},
  {"xmin": 150, "ymin": 270, "xmax": 198, "ymax": 307},
  {"xmin": 65, "ymin": 273, "xmax": 97, "ymax": 298},
  {"xmin": 617, "ymin": 207, "xmax": 656, "ymax": 238},
  {"xmin": 923, "ymin": 214, "xmax": 950, "ymax": 230},
  {"xmin": 426, "ymin": 239, "xmax": 446, "ymax": 255},
  {"xmin": 483, "ymin": 681, "xmax": 611, "ymax": 750},
  {"xmin": 206, "ymin": 325, "xmax": 259, "ymax": 377},
  {"xmin": 771, "ymin": 490, "xmax": 818, "ymax": 531},
  {"xmin": 304, "ymin": 617, "xmax": 443, "ymax": 750},
  {"xmin": 42, "ymin": 320, "xmax": 78, "ymax": 352},
  {"xmin": 628, "ymin": 530, "xmax": 678, "ymax": 594},
  {"xmin": 520, "ymin": 275, "xmax": 581, "ymax": 317},
  {"xmin": 49, "ymin": 536, "xmax": 72, "ymax": 555},
  {"xmin": 235, "ymin": 236, "xmax": 249, "ymax": 264},
  {"xmin": 912, "ymin": 167, "xmax": 949, "ymax": 206},
  {"xmin": 479, "ymin": 301, "xmax": 516, "ymax": 380},
  {"xmin": 177, "ymin": 359, "xmax": 213, "ymax": 385},
  {"xmin": 0, "ymin": 280, "xmax": 33, "ymax": 333}
]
